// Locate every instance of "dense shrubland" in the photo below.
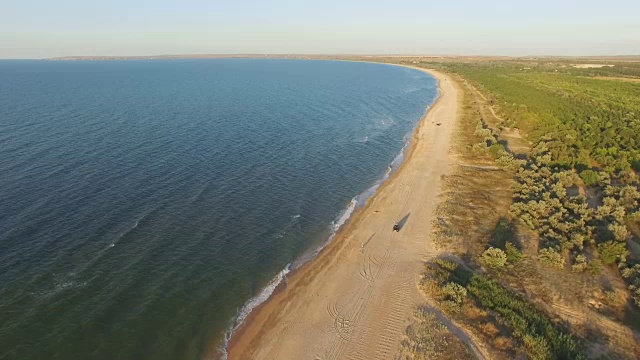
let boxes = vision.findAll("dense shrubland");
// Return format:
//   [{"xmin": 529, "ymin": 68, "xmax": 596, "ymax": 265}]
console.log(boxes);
[
  {"xmin": 434, "ymin": 61, "xmax": 640, "ymax": 307},
  {"xmin": 446, "ymin": 62, "xmax": 640, "ymax": 173},
  {"xmin": 560, "ymin": 62, "xmax": 640, "ymax": 79}
]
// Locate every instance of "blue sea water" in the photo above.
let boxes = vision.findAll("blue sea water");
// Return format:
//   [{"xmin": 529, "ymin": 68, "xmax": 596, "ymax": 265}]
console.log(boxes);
[{"xmin": 0, "ymin": 59, "xmax": 437, "ymax": 360}]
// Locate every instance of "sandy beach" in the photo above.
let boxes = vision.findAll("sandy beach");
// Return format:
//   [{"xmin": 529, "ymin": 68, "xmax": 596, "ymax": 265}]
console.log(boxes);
[{"xmin": 227, "ymin": 67, "xmax": 459, "ymax": 360}]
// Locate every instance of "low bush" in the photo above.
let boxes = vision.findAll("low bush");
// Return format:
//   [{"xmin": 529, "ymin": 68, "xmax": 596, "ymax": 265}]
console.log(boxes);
[
  {"xmin": 571, "ymin": 255, "xmax": 588, "ymax": 273},
  {"xmin": 597, "ymin": 241, "xmax": 629, "ymax": 265},
  {"xmin": 587, "ymin": 259, "xmax": 604, "ymax": 275},
  {"xmin": 505, "ymin": 242, "xmax": 523, "ymax": 263},
  {"xmin": 488, "ymin": 143, "xmax": 507, "ymax": 159},
  {"xmin": 427, "ymin": 260, "xmax": 584, "ymax": 360},
  {"xmin": 480, "ymin": 247, "xmax": 508, "ymax": 269},
  {"xmin": 621, "ymin": 263, "xmax": 640, "ymax": 307},
  {"xmin": 442, "ymin": 282, "xmax": 467, "ymax": 305},
  {"xmin": 579, "ymin": 170, "xmax": 600, "ymax": 187},
  {"xmin": 538, "ymin": 248, "xmax": 565, "ymax": 268}
]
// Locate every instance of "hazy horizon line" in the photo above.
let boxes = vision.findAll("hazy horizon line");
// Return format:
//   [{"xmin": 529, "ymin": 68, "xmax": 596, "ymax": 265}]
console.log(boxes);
[{"xmin": 4, "ymin": 53, "xmax": 640, "ymax": 61}]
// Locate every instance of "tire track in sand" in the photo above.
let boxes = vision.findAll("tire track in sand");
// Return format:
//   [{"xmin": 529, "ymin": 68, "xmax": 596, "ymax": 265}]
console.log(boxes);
[
  {"xmin": 226, "ymin": 68, "xmax": 459, "ymax": 360},
  {"xmin": 325, "ymin": 248, "xmax": 393, "ymax": 360},
  {"xmin": 344, "ymin": 240, "xmax": 415, "ymax": 360},
  {"xmin": 320, "ymin": 249, "xmax": 391, "ymax": 359}
]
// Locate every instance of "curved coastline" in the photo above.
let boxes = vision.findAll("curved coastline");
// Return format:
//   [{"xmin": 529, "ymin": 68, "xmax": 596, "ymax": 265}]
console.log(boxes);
[{"xmin": 219, "ymin": 64, "xmax": 456, "ymax": 360}]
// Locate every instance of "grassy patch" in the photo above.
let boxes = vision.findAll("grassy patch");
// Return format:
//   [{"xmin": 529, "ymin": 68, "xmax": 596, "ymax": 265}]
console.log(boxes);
[
  {"xmin": 423, "ymin": 259, "xmax": 584, "ymax": 360},
  {"xmin": 398, "ymin": 309, "xmax": 475, "ymax": 360}
]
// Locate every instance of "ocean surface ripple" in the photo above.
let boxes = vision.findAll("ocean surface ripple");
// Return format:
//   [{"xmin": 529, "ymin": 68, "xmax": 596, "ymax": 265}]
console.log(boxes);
[{"xmin": 0, "ymin": 59, "xmax": 437, "ymax": 360}]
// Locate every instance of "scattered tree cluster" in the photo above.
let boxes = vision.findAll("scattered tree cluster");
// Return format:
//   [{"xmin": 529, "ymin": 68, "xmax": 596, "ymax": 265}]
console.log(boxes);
[
  {"xmin": 621, "ymin": 263, "xmax": 640, "ymax": 307},
  {"xmin": 504, "ymin": 142, "xmax": 640, "ymax": 299},
  {"xmin": 480, "ymin": 247, "xmax": 508, "ymax": 269},
  {"xmin": 447, "ymin": 62, "xmax": 640, "ymax": 173},
  {"xmin": 473, "ymin": 119, "xmax": 524, "ymax": 171},
  {"xmin": 455, "ymin": 62, "xmax": 640, "ymax": 307}
]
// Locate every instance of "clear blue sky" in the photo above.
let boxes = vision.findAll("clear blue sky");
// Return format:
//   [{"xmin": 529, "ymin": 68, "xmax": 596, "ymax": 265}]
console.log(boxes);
[{"xmin": 1, "ymin": 0, "xmax": 639, "ymax": 58}]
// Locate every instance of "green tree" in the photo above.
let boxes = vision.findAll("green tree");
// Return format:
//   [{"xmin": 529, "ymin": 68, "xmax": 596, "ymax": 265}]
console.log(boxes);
[
  {"xmin": 579, "ymin": 170, "xmax": 600, "ymax": 186},
  {"xmin": 505, "ymin": 242, "xmax": 523, "ymax": 263},
  {"xmin": 587, "ymin": 259, "xmax": 604, "ymax": 274},
  {"xmin": 597, "ymin": 241, "xmax": 629, "ymax": 265},
  {"xmin": 538, "ymin": 248, "xmax": 565, "ymax": 268},
  {"xmin": 480, "ymin": 247, "xmax": 508, "ymax": 269},
  {"xmin": 441, "ymin": 282, "xmax": 467, "ymax": 304},
  {"xmin": 571, "ymin": 254, "xmax": 588, "ymax": 272}
]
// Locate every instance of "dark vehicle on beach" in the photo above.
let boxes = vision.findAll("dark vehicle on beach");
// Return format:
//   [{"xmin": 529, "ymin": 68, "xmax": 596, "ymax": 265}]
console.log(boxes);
[{"xmin": 393, "ymin": 223, "xmax": 400, "ymax": 232}]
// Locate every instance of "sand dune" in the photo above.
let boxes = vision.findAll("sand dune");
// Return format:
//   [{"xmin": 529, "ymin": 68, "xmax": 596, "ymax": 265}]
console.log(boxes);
[{"xmin": 227, "ymin": 67, "xmax": 459, "ymax": 360}]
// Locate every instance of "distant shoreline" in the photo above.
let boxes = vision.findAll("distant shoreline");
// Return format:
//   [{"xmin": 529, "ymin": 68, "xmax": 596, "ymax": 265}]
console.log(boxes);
[{"xmin": 46, "ymin": 54, "xmax": 640, "ymax": 61}]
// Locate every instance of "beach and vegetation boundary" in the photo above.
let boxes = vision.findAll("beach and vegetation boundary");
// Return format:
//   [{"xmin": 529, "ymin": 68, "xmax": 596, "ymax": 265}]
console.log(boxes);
[
  {"xmin": 374, "ymin": 57, "xmax": 640, "ymax": 359},
  {"xmin": 224, "ymin": 65, "xmax": 462, "ymax": 359},
  {"xmin": 222, "ymin": 56, "xmax": 640, "ymax": 360},
  {"xmin": 40, "ymin": 55, "xmax": 640, "ymax": 359}
]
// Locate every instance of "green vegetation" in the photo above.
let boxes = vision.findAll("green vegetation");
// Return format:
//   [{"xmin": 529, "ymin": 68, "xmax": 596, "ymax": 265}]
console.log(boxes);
[
  {"xmin": 571, "ymin": 254, "xmax": 588, "ymax": 272},
  {"xmin": 425, "ymin": 259, "xmax": 584, "ymax": 360},
  {"xmin": 621, "ymin": 263, "xmax": 640, "ymax": 307},
  {"xmin": 598, "ymin": 240, "xmax": 629, "ymax": 265},
  {"xmin": 425, "ymin": 60, "xmax": 640, "ymax": 308},
  {"xmin": 538, "ymin": 248, "xmax": 565, "ymax": 269},
  {"xmin": 399, "ymin": 309, "xmax": 475, "ymax": 360},
  {"xmin": 442, "ymin": 282, "xmax": 468, "ymax": 305},
  {"xmin": 560, "ymin": 62, "xmax": 640, "ymax": 79},
  {"xmin": 444, "ymin": 62, "xmax": 640, "ymax": 173},
  {"xmin": 505, "ymin": 242, "xmax": 523, "ymax": 263},
  {"xmin": 379, "ymin": 57, "xmax": 640, "ymax": 356},
  {"xmin": 479, "ymin": 247, "xmax": 508, "ymax": 269},
  {"xmin": 579, "ymin": 170, "xmax": 600, "ymax": 186},
  {"xmin": 484, "ymin": 219, "xmax": 524, "ymax": 267}
]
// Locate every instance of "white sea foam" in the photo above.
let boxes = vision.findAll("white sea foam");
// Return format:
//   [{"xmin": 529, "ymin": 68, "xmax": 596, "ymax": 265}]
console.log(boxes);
[
  {"xmin": 403, "ymin": 86, "xmax": 421, "ymax": 94},
  {"xmin": 32, "ymin": 275, "xmax": 87, "ymax": 300},
  {"xmin": 380, "ymin": 118, "xmax": 393, "ymax": 127},
  {"xmin": 218, "ymin": 98, "xmax": 439, "ymax": 359},
  {"xmin": 332, "ymin": 197, "xmax": 357, "ymax": 234},
  {"xmin": 220, "ymin": 133, "xmax": 413, "ymax": 349},
  {"xmin": 218, "ymin": 199, "xmax": 357, "ymax": 357},
  {"xmin": 218, "ymin": 263, "xmax": 291, "ymax": 360},
  {"xmin": 108, "ymin": 217, "xmax": 143, "ymax": 250}
]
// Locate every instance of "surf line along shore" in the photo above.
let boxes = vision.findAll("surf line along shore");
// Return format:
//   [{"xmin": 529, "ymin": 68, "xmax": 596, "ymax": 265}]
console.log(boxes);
[{"xmin": 225, "ymin": 67, "xmax": 459, "ymax": 360}]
